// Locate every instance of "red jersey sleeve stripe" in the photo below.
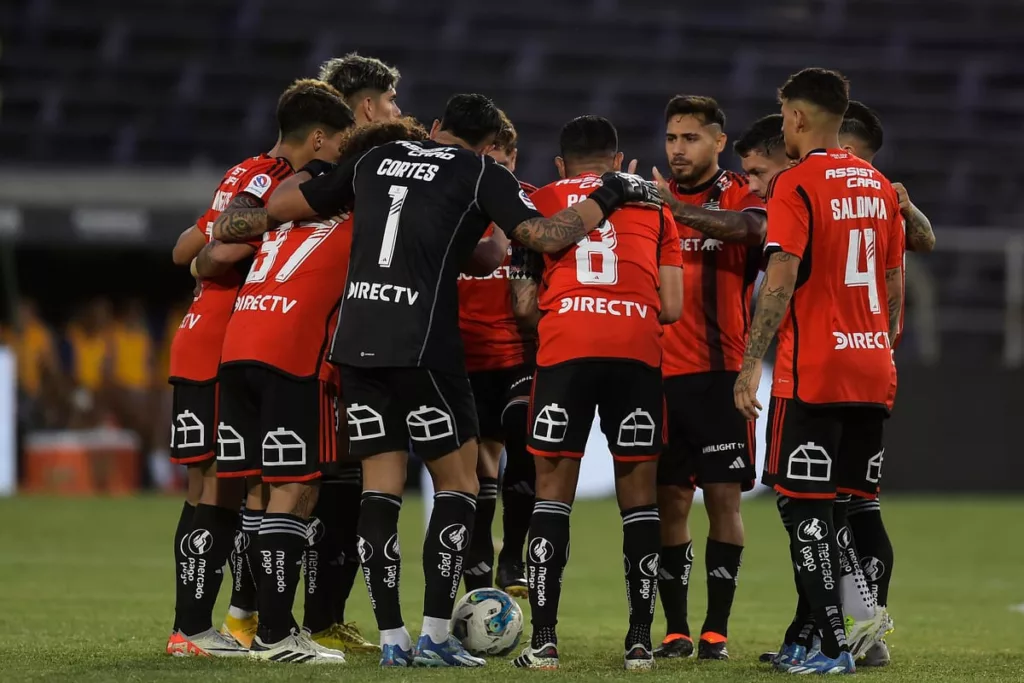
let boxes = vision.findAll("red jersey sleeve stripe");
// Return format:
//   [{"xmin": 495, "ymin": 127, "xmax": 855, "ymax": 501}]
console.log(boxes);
[{"xmin": 269, "ymin": 159, "xmax": 293, "ymax": 180}]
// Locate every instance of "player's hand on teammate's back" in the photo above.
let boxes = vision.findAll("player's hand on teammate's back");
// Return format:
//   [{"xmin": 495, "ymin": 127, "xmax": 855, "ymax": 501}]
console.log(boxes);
[
  {"xmin": 733, "ymin": 357, "xmax": 763, "ymax": 421},
  {"xmin": 891, "ymin": 182, "xmax": 911, "ymax": 211},
  {"xmin": 598, "ymin": 171, "xmax": 662, "ymax": 209}
]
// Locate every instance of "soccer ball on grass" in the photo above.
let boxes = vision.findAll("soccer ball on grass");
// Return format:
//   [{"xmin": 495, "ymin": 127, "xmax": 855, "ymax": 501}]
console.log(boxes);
[{"xmin": 451, "ymin": 588, "xmax": 524, "ymax": 657}]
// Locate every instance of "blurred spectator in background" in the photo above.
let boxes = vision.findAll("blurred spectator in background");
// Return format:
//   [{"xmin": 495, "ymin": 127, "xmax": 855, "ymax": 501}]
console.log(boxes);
[
  {"xmin": 64, "ymin": 298, "xmax": 114, "ymax": 428},
  {"xmin": 109, "ymin": 298, "xmax": 155, "ymax": 482},
  {"xmin": 0, "ymin": 298, "xmax": 66, "ymax": 429}
]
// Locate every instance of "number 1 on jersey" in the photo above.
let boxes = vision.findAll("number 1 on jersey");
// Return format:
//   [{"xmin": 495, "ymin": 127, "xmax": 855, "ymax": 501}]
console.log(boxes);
[
  {"xmin": 379, "ymin": 185, "xmax": 408, "ymax": 267},
  {"xmin": 845, "ymin": 227, "xmax": 880, "ymax": 314}
]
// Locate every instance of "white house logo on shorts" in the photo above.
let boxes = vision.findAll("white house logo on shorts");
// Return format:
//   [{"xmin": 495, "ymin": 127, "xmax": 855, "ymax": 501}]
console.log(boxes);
[
  {"xmin": 617, "ymin": 409, "xmax": 655, "ymax": 448},
  {"xmin": 356, "ymin": 536, "xmax": 373, "ymax": 564},
  {"xmin": 797, "ymin": 518, "xmax": 828, "ymax": 543},
  {"xmin": 440, "ymin": 524, "xmax": 468, "ymax": 552},
  {"xmin": 639, "ymin": 553, "xmax": 660, "ymax": 578},
  {"xmin": 837, "ymin": 526, "xmax": 852, "ymax": 550},
  {"xmin": 407, "ymin": 406, "xmax": 454, "ymax": 442},
  {"xmin": 533, "ymin": 404, "xmax": 569, "ymax": 443},
  {"xmin": 529, "ymin": 537, "xmax": 554, "ymax": 564},
  {"xmin": 384, "ymin": 533, "xmax": 401, "ymax": 561},
  {"xmin": 866, "ymin": 450, "xmax": 884, "ymax": 484},
  {"xmin": 217, "ymin": 423, "xmax": 246, "ymax": 461},
  {"xmin": 861, "ymin": 556, "xmax": 886, "ymax": 582},
  {"xmin": 263, "ymin": 429, "xmax": 307, "ymax": 467},
  {"xmin": 172, "ymin": 410, "xmax": 205, "ymax": 449},
  {"xmin": 348, "ymin": 403, "xmax": 386, "ymax": 441},
  {"xmin": 305, "ymin": 517, "xmax": 325, "ymax": 547},
  {"xmin": 183, "ymin": 529, "xmax": 213, "ymax": 556},
  {"xmin": 786, "ymin": 442, "xmax": 833, "ymax": 482},
  {"xmin": 243, "ymin": 173, "xmax": 273, "ymax": 198}
]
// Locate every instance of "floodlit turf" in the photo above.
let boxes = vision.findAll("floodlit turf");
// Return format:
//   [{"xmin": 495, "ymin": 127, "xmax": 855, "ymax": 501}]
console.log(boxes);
[{"xmin": 0, "ymin": 495, "xmax": 1022, "ymax": 681}]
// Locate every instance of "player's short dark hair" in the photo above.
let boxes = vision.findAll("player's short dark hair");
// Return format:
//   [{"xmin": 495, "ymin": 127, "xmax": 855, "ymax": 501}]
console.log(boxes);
[
  {"xmin": 439, "ymin": 94, "xmax": 504, "ymax": 146},
  {"xmin": 338, "ymin": 116, "xmax": 429, "ymax": 165},
  {"xmin": 733, "ymin": 114, "xmax": 785, "ymax": 157},
  {"xmin": 493, "ymin": 109, "xmax": 518, "ymax": 154},
  {"xmin": 559, "ymin": 115, "xmax": 618, "ymax": 160},
  {"xmin": 840, "ymin": 100, "xmax": 884, "ymax": 153},
  {"xmin": 664, "ymin": 95, "xmax": 726, "ymax": 128},
  {"xmin": 277, "ymin": 79, "xmax": 355, "ymax": 141},
  {"xmin": 318, "ymin": 53, "xmax": 400, "ymax": 100},
  {"xmin": 777, "ymin": 68, "xmax": 850, "ymax": 116}
]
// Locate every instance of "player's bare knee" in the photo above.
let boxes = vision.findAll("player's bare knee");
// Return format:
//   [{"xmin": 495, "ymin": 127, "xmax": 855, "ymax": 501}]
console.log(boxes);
[
  {"xmin": 361, "ymin": 451, "xmax": 408, "ymax": 496},
  {"xmin": 476, "ymin": 439, "xmax": 503, "ymax": 479},
  {"xmin": 614, "ymin": 460, "xmax": 658, "ymax": 510},
  {"xmin": 185, "ymin": 463, "xmax": 206, "ymax": 506},
  {"xmin": 206, "ymin": 474, "xmax": 244, "ymax": 509},
  {"xmin": 269, "ymin": 481, "xmax": 320, "ymax": 519}
]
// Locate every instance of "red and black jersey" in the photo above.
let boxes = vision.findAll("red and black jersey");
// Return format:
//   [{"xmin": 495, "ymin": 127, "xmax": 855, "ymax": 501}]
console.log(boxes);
[
  {"xmin": 220, "ymin": 216, "xmax": 353, "ymax": 387},
  {"xmin": 168, "ymin": 154, "xmax": 292, "ymax": 383},
  {"xmin": 765, "ymin": 149, "xmax": 904, "ymax": 409},
  {"xmin": 529, "ymin": 173, "xmax": 682, "ymax": 369},
  {"xmin": 662, "ymin": 169, "xmax": 766, "ymax": 377},
  {"xmin": 458, "ymin": 181, "xmax": 537, "ymax": 372}
]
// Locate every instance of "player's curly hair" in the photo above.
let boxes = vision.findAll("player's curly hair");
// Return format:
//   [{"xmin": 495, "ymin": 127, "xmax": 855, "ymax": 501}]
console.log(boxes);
[
  {"xmin": 493, "ymin": 109, "xmax": 518, "ymax": 154},
  {"xmin": 778, "ymin": 68, "xmax": 850, "ymax": 116},
  {"xmin": 318, "ymin": 53, "xmax": 400, "ymax": 101},
  {"xmin": 664, "ymin": 95, "xmax": 726, "ymax": 128},
  {"xmin": 840, "ymin": 100, "xmax": 884, "ymax": 154},
  {"xmin": 277, "ymin": 78, "xmax": 355, "ymax": 140},
  {"xmin": 337, "ymin": 116, "xmax": 429, "ymax": 164},
  {"xmin": 734, "ymin": 114, "xmax": 785, "ymax": 158}
]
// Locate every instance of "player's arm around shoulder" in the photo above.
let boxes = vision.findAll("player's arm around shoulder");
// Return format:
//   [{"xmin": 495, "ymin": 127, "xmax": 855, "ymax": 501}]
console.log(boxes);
[
  {"xmin": 892, "ymin": 181, "xmax": 935, "ymax": 253},
  {"xmin": 193, "ymin": 239, "xmax": 256, "ymax": 279},
  {"xmin": 172, "ymin": 224, "xmax": 206, "ymax": 266},
  {"xmin": 650, "ymin": 167, "xmax": 766, "ymax": 246},
  {"xmin": 508, "ymin": 244, "xmax": 543, "ymax": 334}
]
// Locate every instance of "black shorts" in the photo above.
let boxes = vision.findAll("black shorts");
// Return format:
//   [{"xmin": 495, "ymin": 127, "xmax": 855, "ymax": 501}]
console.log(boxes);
[
  {"xmin": 169, "ymin": 380, "xmax": 217, "ymax": 465},
  {"xmin": 468, "ymin": 364, "xmax": 535, "ymax": 441},
  {"xmin": 528, "ymin": 360, "xmax": 664, "ymax": 462},
  {"xmin": 762, "ymin": 397, "xmax": 886, "ymax": 500},
  {"xmin": 658, "ymin": 371, "xmax": 756, "ymax": 491},
  {"xmin": 215, "ymin": 364, "xmax": 338, "ymax": 483},
  {"xmin": 339, "ymin": 365, "xmax": 479, "ymax": 461}
]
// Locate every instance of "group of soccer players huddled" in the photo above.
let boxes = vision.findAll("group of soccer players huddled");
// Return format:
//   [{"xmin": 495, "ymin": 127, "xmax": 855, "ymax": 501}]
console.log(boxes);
[{"xmin": 164, "ymin": 50, "xmax": 934, "ymax": 673}]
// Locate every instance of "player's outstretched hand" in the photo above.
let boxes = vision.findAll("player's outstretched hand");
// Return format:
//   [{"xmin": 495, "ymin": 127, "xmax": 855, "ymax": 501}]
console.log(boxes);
[
  {"xmin": 651, "ymin": 166, "xmax": 675, "ymax": 205},
  {"xmin": 733, "ymin": 357, "xmax": 763, "ymax": 421}
]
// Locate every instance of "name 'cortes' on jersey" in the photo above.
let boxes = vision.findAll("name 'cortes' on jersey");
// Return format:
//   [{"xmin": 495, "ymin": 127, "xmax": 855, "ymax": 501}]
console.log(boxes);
[{"xmin": 296, "ymin": 139, "xmax": 543, "ymax": 374}]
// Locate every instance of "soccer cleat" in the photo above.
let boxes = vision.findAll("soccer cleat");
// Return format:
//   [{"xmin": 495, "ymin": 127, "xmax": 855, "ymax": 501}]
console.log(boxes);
[
  {"xmin": 249, "ymin": 629, "xmax": 346, "ymax": 664},
  {"xmin": 496, "ymin": 559, "xmax": 529, "ymax": 599},
  {"xmin": 512, "ymin": 643, "xmax": 559, "ymax": 670},
  {"xmin": 624, "ymin": 643, "xmax": 655, "ymax": 671},
  {"xmin": 220, "ymin": 612, "xmax": 258, "ymax": 649},
  {"xmin": 858, "ymin": 640, "xmax": 890, "ymax": 667},
  {"xmin": 784, "ymin": 649, "xmax": 856, "ymax": 675},
  {"xmin": 166, "ymin": 628, "xmax": 250, "ymax": 657},
  {"xmin": 307, "ymin": 622, "xmax": 379, "ymax": 654},
  {"xmin": 844, "ymin": 607, "xmax": 889, "ymax": 659},
  {"xmin": 412, "ymin": 634, "xmax": 486, "ymax": 667},
  {"xmin": 380, "ymin": 643, "xmax": 414, "ymax": 667},
  {"xmin": 697, "ymin": 632, "xmax": 729, "ymax": 660},
  {"xmin": 653, "ymin": 633, "xmax": 693, "ymax": 658}
]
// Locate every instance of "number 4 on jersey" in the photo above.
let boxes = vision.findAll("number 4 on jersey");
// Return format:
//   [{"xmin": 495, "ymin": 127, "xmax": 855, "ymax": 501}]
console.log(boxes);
[{"xmin": 844, "ymin": 227, "xmax": 880, "ymax": 314}]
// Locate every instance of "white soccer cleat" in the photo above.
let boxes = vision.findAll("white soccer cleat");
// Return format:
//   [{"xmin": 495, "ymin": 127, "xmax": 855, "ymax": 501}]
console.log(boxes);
[
  {"xmin": 845, "ymin": 606, "xmax": 890, "ymax": 659},
  {"xmin": 624, "ymin": 643, "xmax": 655, "ymax": 671},
  {"xmin": 166, "ymin": 628, "xmax": 249, "ymax": 657},
  {"xmin": 249, "ymin": 629, "xmax": 347, "ymax": 664}
]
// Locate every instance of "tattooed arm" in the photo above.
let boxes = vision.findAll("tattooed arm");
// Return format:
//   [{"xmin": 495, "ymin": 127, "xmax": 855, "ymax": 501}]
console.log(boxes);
[
  {"xmin": 194, "ymin": 239, "xmax": 256, "ymax": 278},
  {"xmin": 661, "ymin": 192, "xmax": 766, "ymax": 245},
  {"xmin": 892, "ymin": 183, "xmax": 935, "ymax": 253},
  {"xmin": 509, "ymin": 246, "xmax": 543, "ymax": 333},
  {"xmin": 734, "ymin": 252, "xmax": 800, "ymax": 419},
  {"xmin": 172, "ymin": 224, "xmax": 206, "ymax": 265},
  {"xmin": 509, "ymin": 202, "xmax": 604, "ymax": 253},
  {"xmin": 211, "ymin": 193, "xmax": 279, "ymax": 243},
  {"xmin": 886, "ymin": 267, "xmax": 904, "ymax": 347}
]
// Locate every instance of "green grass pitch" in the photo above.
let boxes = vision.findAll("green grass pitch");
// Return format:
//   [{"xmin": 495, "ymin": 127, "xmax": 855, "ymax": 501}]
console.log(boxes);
[{"xmin": 0, "ymin": 495, "xmax": 1022, "ymax": 681}]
